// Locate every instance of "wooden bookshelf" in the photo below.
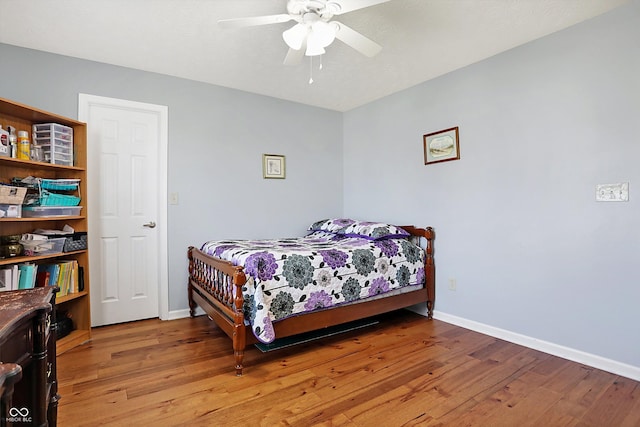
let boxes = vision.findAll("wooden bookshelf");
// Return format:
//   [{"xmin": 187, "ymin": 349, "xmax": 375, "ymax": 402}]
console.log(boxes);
[{"xmin": 0, "ymin": 97, "xmax": 91, "ymax": 355}]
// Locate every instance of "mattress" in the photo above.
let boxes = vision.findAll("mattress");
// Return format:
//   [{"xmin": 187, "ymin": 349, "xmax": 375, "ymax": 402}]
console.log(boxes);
[{"xmin": 201, "ymin": 229, "xmax": 426, "ymax": 343}]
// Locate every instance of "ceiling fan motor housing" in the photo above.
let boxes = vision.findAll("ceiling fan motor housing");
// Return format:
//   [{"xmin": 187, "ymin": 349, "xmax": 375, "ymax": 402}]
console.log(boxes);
[{"xmin": 287, "ymin": 0, "xmax": 339, "ymax": 21}]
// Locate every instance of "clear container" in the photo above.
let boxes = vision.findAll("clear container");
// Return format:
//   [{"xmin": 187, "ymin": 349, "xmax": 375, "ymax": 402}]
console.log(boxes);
[
  {"xmin": 20, "ymin": 237, "xmax": 66, "ymax": 255},
  {"xmin": 21, "ymin": 206, "xmax": 82, "ymax": 217},
  {"xmin": 0, "ymin": 204, "xmax": 22, "ymax": 218}
]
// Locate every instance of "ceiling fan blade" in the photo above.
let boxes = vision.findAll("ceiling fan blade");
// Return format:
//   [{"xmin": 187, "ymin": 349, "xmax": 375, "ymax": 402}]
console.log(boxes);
[
  {"xmin": 327, "ymin": 0, "xmax": 391, "ymax": 15},
  {"xmin": 218, "ymin": 14, "xmax": 293, "ymax": 29},
  {"xmin": 333, "ymin": 21, "xmax": 382, "ymax": 57},
  {"xmin": 283, "ymin": 47, "xmax": 305, "ymax": 65}
]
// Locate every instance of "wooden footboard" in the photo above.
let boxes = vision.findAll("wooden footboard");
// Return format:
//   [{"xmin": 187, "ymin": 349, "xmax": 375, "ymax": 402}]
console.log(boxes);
[
  {"xmin": 188, "ymin": 226, "xmax": 435, "ymax": 375},
  {"xmin": 187, "ymin": 248, "xmax": 247, "ymax": 375}
]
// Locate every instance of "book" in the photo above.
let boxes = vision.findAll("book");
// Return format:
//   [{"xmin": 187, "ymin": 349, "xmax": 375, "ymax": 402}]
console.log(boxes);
[
  {"xmin": 36, "ymin": 270, "xmax": 51, "ymax": 287},
  {"xmin": 70, "ymin": 260, "xmax": 79, "ymax": 293},
  {"xmin": 55, "ymin": 260, "xmax": 75, "ymax": 297},
  {"xmin": 11, "ymin": 265, "xmax": 19, "ymax": 290},
  {"xmin": 56, "ymin": 262, "xmax": 68, "ymax": 297},
  {"xmin": 78, "ymin": 266, "xmax": 85, "ymax": 292},
  {"xmin": 0, "ymin": 268, "xmax": 11, "ymax": 291},
  {"xmin": 18, "ymin": 263, "xmax": 37, "ymax": 289},
  {"xmin": 38, "ymin": 264, "xmax": 60, "ymax": 291}
]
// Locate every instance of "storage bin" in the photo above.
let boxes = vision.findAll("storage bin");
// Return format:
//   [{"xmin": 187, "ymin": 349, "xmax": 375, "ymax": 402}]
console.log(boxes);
[
  {"xmin": 39, "ymin": 190, "xmax": 81, "ymax": 206},
  {"xmin": 0, "ymin": 204, "xmax": 21, "ymax": 218},
  {"xmin": 20, "ymin": 237, "xmax": 65, "ymax": 256},
  {"xmin": 63, "ymin": 232, "xmax": 88, "ymax": 252},
  {"xmin": 33, "ymin": 123, "xmax": 73, "ymax": 137},
  {"xmin": 35, "ymin": 139, "xmax": 73, "ymax": 154},
  {"xmin": 39, "ymin": 178, "xmax": 80, "ymax": 191},
  {"xmin": 22, "ymin": 206, "xmax": 82, "ymax": 217},
  {"xmin": 54, "ymin": 315, "xmax": 73, "ymax": 339},
  {"xmin": 0, "ymin": 185, "xmax": 27, "ymax": 204},
  {"xmin": 40, "ymin": 144, "xmax": 73, "ymax": 166}
]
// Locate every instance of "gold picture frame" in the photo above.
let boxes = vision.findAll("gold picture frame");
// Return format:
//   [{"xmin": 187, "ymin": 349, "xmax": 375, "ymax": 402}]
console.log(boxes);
[
  {"xmin": 423, "ymin": 127, "xmax": 460, "ymax": 165},
  {"xmin": 263, "ymin": 154, "xmax": 286, "ymax": 179}
]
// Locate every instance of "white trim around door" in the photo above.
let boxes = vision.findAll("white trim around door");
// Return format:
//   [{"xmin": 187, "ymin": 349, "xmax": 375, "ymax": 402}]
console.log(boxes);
[{"xmin": 78, "ymin": 93, "xmax": 169, "ymax": 323}]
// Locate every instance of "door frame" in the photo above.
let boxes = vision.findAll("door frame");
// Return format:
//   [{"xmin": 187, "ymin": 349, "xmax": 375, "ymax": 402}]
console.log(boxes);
[{"xmin": 78, "ymin": 93, "xmax": 169, "ymax": 321}]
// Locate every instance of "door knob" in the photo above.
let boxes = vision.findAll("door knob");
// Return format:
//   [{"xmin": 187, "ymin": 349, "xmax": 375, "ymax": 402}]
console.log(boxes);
[{"xmin": 143, "ymin": 221, "xmax": 156, "ymax": 228}]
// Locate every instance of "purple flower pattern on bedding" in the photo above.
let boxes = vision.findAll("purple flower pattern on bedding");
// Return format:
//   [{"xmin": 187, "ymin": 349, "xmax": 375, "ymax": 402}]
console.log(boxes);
[
  {"xmin": 375, "ymin": 239, "xmax": 399, "ymax": 258},
  {"xmin": 200, "ymin": 229, "xmax": 425, "ymax": 343},
  {"xmin": 304, "ymin": 290, "xmax": 333, "ymax": 311},
  {"xmin": 370, "ymin": 277, "xmax": 390, "ymax": 296},
  {"xmin": 244, "ymin": 251, "xmax": 278, "ymax": 281},
  {"xmin": 319, "ymin": 249, "xmax": 348, "ymax": 269}
]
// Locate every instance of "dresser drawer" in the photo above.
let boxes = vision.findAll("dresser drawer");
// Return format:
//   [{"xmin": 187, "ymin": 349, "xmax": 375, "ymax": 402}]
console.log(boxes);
[{"xmin": 0, "ymin": 321, "xmax": 33, "ymax": 366}]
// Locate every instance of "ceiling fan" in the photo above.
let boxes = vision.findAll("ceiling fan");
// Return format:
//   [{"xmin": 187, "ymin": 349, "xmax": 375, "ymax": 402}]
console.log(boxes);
[{"xmin": 218, "ymin": 0, "xmax": 391, "ymax": 65}]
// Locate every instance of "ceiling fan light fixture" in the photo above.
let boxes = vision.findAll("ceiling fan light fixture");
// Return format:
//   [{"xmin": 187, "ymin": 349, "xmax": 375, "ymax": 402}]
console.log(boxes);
[
  {"xmin": 283, "ymin": 23, "xmax": 309, "ymax": 50},
  {"xmin": 304, "ymin": 20, "xmax": 336, "ymax": 56},
  {"xmin": 311, "ymin": 21, "xmax": 336, "ymax": 47},
  {"xmin": 305, "ymin": 41, "xmax": 326, "ymax": 56}
]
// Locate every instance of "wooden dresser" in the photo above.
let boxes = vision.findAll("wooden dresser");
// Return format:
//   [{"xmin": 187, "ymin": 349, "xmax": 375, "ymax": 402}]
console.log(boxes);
[{"xmin": 0, "ymin": 288, "xmax": 58, "ymax": 426}]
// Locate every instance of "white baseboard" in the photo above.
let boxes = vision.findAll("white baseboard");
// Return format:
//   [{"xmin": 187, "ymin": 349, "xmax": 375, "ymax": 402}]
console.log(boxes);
[
  {"xmin": 163, "ymin": 307, "xmax": 204, "ymax": 320},
  {"xmin": 430, "ymin": 310, "xmax": 640, "ymax": 382},
  {"xmin": 166, "ymin": 304, "xmax": 639, "ymax": 381}
]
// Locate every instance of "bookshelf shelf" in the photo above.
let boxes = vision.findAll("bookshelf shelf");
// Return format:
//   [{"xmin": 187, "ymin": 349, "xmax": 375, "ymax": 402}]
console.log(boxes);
[
  {"xmin": 57, "ymin": 290, "xmax": 88, "ymax": 304},
  {"xmin": 56, "ymin": 328, "xmax": 91, "ymax": 356},
  {"xmin": 0, "ymin": 155, "xmax": 85, "ymax": 171},
  {"xmin": 0, "ymin": 249, "xmax": 86, "ymax": 267},
  {"xmin": 0, "ymin": 216, "xmax": 85, "ymax": 223},
  {"xmin": 1, "ymin": 96, "xmax": 91, "ymax": 354}
]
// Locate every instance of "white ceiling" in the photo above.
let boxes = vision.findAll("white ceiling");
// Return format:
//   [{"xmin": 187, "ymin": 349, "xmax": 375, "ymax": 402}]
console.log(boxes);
[{"xmin": 0, "ymin": 0, "xmax": 629, "ymax": 112}]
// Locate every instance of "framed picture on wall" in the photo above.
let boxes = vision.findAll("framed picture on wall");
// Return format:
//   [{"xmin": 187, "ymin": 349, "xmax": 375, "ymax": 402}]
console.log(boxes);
[
  {"xmin": 423, "ymin": 127, "xmax": 460, "ymax": 165},
  {"xmin": 263, "ymin": 154, "xmax": 286, "ymax": 179}
]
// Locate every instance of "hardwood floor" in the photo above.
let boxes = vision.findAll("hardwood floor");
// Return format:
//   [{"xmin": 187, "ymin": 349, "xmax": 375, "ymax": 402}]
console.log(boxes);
[{"xmin": 57, "ymin": 311, "xmax": 640, "ymax": 426}]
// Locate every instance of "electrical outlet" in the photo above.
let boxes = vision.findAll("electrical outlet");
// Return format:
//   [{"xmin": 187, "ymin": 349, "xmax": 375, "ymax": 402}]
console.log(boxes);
[
  {"xmin": 596, "ymin": 182, "xmax": 629, "ymax": 202},
  {"xmin": 448, "ymin": 278, "xmax": 457, "ymax": 291}
]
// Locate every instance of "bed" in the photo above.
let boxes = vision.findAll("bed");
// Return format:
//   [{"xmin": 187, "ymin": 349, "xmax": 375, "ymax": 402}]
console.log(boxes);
[{"xmin": 188, "ymin": 219, "xmax": 435, "ymax": 375}]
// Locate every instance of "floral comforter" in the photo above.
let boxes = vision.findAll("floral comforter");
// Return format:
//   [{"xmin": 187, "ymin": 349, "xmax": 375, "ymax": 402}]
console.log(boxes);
[{"xmin": 201, "ymin": 230, "xmax": 426, "ymax": 343}]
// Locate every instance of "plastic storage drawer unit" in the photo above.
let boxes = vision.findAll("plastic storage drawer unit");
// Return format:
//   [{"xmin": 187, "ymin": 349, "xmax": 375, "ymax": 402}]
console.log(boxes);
[{"xmin": 33, "ymin": 123, "xmax": 74, "ymax": 166}]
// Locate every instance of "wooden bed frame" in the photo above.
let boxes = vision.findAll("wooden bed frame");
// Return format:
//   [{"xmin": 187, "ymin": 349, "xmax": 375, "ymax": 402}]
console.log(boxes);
[{"xmin": 188, "ymin": 225, "xmax": 435, "ymax": 375}]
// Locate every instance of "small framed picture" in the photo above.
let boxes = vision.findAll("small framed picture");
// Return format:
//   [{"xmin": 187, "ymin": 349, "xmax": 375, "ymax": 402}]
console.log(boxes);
[
  {"xmin": 423, "ymin": 127, "xmax": 460, "ymax": 165},
  {"xmin": 263, "ymin": 154, "xmax": 286, "ymax": 179}
]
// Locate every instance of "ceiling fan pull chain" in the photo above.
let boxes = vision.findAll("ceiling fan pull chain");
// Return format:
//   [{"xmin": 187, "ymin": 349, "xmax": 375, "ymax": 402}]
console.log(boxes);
[
  {"xmin": 309, "ymin": 56, "xmax": 314, "ymax": 84},
  {"xmin": 319, "ymin": 55, "xmax": 323, "ymax": 70}
]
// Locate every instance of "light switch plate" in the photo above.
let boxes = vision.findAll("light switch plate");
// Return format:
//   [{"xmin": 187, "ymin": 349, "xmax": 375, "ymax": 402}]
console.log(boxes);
[
  {"xmin": 596, "ymin": 182, "xmax": 629, "ymax": 202},
  {"xmin": 169, "ymin": 192, "xmax": 179, "ymax": 205}
]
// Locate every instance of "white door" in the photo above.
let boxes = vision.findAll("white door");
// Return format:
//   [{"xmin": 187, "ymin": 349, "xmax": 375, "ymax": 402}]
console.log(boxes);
[{"xmin": 79, "ymin": 94, "xmax": 168, "ymax": 327}]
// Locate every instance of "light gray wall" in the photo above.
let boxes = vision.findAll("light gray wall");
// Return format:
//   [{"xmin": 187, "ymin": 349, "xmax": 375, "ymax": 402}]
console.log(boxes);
[
  {"xmin": 1, "ymin": 0, "xmax": 638, "ymax": 369},
  {"xmin": 0, "ymin": 45, "xmax": 344, "ymax": 311},
  {"xmin": 343, "ymin": 1, "xmax": 639, "ymax": 366}
]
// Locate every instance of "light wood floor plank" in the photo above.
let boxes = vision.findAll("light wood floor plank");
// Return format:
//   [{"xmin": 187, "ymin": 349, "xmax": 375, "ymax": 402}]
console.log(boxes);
[{"xmin": 56, "ymin": 310, "xmax": 640, "ymax": 426}]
